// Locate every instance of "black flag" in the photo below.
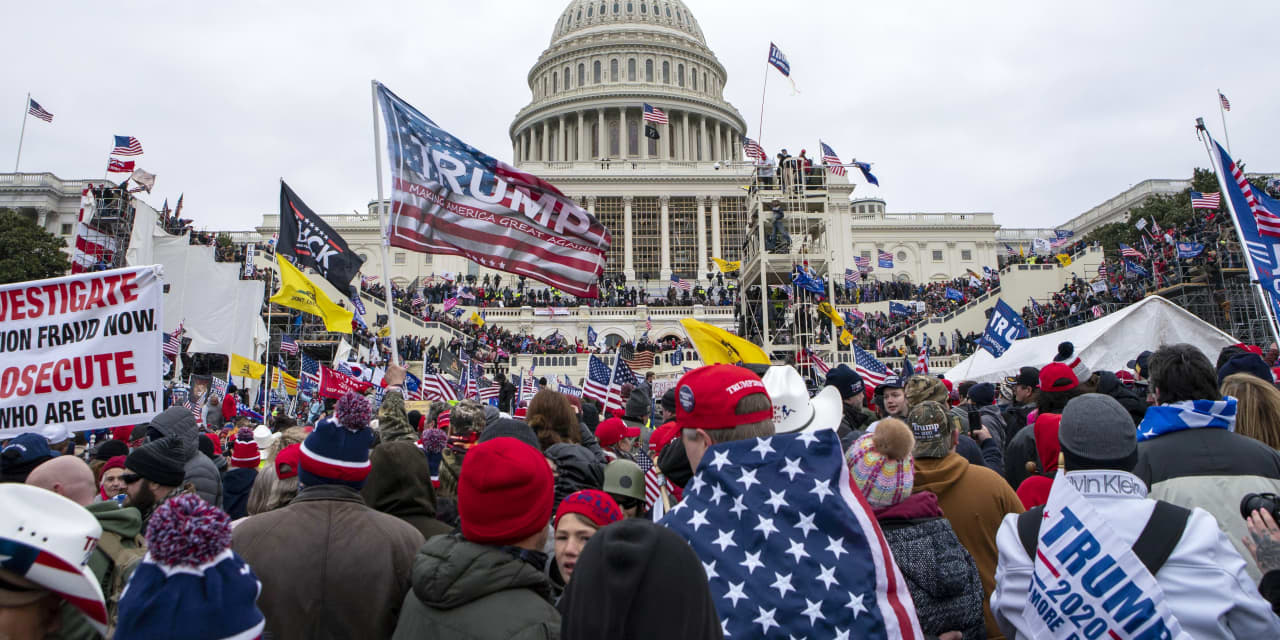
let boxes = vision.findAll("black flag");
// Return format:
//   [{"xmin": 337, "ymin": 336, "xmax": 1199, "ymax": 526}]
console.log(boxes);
[
  {"xmin": 278, "ymin": 181, "xmax": 366, "ymax": 297},
  {"xmin": 645, "ymin": 124, "xmax": 660, "ymax": 140}
]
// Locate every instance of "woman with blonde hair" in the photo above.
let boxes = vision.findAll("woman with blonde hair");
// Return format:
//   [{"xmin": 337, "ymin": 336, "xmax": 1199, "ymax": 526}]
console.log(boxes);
[
  {"xmin": 1220, "ymin": 373, "xmax": 1280, "ymax": 450},
  {"xmin": 238, "ymin": 443, "xmax": 302, "ymax": 524}
]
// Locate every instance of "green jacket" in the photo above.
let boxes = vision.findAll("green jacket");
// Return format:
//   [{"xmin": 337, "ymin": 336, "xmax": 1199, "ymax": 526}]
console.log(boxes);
[
  {"xmin": 393, "ymin": 534, "xmax": 560, "ymax": 640},
  {"xmin": 378, "ymin": 389, "xmax": 417, "ymax": 444},
  {"xmin": 60, "ymin": 500, "xmax": 145, "ymax": 640}
]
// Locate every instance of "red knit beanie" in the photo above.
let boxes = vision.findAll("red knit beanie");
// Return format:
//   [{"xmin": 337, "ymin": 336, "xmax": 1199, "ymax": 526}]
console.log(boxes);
[
  {"xmin": 555, "ymin": 490, "xmax": 622, "ymax": 529},
  {"xmin": 458, "ymin": 437, "xmax": 554, "ymax": 546},
  {"xmin": 229, "ymin": 429, "xmax": 260, "ymax": 469}
]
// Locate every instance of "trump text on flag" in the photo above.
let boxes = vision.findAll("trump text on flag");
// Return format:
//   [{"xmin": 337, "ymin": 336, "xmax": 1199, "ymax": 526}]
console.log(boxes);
[{"xmin": 0, "ymin": 266, "xmax": 164, "ymax": 435}]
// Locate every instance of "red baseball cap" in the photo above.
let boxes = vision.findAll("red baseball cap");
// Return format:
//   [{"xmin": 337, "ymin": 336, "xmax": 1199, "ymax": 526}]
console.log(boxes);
[
  {"xmin": 1039, "ymin": 362, "xmax": 1079, "ymax": 393},
  {"xmin": 675, "ymin": 365, "xmax": 772, "ymax": 431},
  {"xmin": 595, "ymin": 417, "xmax": 640, "ymax": 448}
]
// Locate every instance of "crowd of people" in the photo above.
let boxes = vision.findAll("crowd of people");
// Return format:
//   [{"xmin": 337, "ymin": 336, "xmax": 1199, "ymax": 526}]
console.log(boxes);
[{"xmin": 8, "ymin": 335, "xmax": 1280, "ymax": 639}]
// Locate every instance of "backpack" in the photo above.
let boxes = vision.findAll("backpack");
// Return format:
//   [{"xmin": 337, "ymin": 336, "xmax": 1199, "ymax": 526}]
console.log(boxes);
[
  {"xmin": 96, "ymin": 529, "xmax": 147, "ymax": 628},
  {"xmin": 1016, "ymin": 501, "xmax": 1190, "ymax": 575}
]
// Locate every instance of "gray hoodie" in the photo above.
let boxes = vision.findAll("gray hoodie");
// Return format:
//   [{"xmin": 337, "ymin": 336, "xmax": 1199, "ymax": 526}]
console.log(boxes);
[{"xmin": 148, "ymin": 406, "xmax": 223, "ymax": 507}]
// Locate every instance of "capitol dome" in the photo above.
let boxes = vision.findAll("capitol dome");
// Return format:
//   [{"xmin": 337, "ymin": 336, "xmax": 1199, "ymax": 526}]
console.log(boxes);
[{"xmin": 510, "ymin": 0, "xmax": 746, "ymax": 167}]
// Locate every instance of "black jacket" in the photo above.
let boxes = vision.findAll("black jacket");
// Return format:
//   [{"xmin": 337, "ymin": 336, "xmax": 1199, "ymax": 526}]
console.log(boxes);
[{"xmin": 221, "ymin": 467, "xmax": 257, "ymax": 520}]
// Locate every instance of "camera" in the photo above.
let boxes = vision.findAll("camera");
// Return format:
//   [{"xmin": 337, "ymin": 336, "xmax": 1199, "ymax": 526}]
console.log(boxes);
[{"xmin": 1240, "ymin": 493, "xmax": 1280, "ymax": 520}]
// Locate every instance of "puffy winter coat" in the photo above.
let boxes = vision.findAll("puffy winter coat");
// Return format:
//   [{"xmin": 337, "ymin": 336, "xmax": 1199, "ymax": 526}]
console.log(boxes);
[
  {"xmin": 877, "ymin": 492, "xmax": 986, "ymax": 640},
  {"xmin": 545, "ymin": 443, "xmax": 604, "ymax": 511},
  {"xmin": 392, "ymin": 534, "xmax": 560, "ymax": 640}
]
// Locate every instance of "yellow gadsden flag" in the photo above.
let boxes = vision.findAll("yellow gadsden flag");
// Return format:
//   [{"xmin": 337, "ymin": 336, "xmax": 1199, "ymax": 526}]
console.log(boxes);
[
  {"xmin": 229, "ymin": 353, "xmax": 265, "ymax": 379},
  {"xmin": 270, "ymin": 253, "xmax": 353, "ymax": 333},
  {"xmin": 1055, "ymin": 253, "xmax": 1073, "ymax": 267},
  {"xmin": 840, "ymin": 328, "xmax": 854, "ymax": 346},
  {"xmin": 816, "ymin": 301, "xmax": 845, "ymax": 327},
  {"xmin": 680, "ymin": 318, "xmax": 770, "ymax": 366},
  {"xmin": 711, "ymin": 257, "xmax": 741, "ymax": 273},
  {"xmin": 470, "ymin": 312, "xmax": 485, "ymax": 327}
]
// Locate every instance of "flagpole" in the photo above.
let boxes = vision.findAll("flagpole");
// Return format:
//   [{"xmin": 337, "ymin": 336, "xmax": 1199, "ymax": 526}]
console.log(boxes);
[
  {"xmin": 756, "ymin": 60, "xmax": 769, "ymax": 152},
  {"xmin": 263, "ymin": 264, "xmax": 274, "ymax": 420},
  {"xmin": 1197, "ymin": 122, "xmax": 1280, "ymax": 345},
  {"xmin": 371, "ymin": 79, "xmax": 402, "ymax": 367},
  {"xmin": 1218, "ymin": 89, "xmax": 1231, "ymax": 157},
  {"xmin": 14, "ymin": 93, "xmax": 29, "ymax": 172}
]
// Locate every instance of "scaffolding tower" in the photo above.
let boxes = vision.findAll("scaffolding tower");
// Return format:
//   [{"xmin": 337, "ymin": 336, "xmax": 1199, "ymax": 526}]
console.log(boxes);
[
  {"xmin": 738, "ymin": 168, "xmax": 840, "ymax": 380},
  {"xmin": 76, "ymin": 183, "xmax": 136, "ymax": 271}
]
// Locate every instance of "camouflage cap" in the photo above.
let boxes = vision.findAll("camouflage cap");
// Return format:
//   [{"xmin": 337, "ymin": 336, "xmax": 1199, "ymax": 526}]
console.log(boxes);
[
  {"xmin": 904, "ymin": 375, "xmax": 948, "ymax": 406},
  {"xmin": 450, "ymin": 400, "xmax": 487, "ymax": 437},
  {"xmin": 908, "ymin": 401, "xmax": 954, "ymax": 459}
]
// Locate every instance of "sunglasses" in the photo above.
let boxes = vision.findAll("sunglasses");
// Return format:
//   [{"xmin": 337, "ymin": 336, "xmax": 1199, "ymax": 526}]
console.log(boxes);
[{"xmin": 121, "ymin": 473, "xmax": 143, "ymax": 484}]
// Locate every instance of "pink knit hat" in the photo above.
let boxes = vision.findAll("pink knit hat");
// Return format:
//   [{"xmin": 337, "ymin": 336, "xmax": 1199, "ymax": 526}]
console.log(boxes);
[{"xmin": 846, "ymin": 419, "xmax": 915, "ymax": 508}]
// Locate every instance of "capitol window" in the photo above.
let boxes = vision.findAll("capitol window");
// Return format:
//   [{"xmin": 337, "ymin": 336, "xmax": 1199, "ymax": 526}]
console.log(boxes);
[
  {"xmin": 677, "ymin": 63, "xmax": 685, "ymax": 87},
  {"xmin": 961, "ymin": 249, "xmax": 973, "ymax": 261},
  {"xmin": 578, "ymin": 63, "xmax": 585, "ymax": 86},
  {"xmin": 628, "ymin": 58, "xmax": 636, "ymax": 81},
  {"xmin": 645, "ymin": 59, "xmax": 654, "ymax": 82},
  {"xmin": 552, "ymin": 72, "xmax": 558, "ymax": 92},
  {"xmin": 394, "ymin": 253, "xmax": 406, "ymax": 266},
  {"xmin": 691, "ymin": 67, "xmax": 697, "ymax": 90},
  {"xmin": 577, "ymin": 9, "xmax": 582, "ymax": 20},
  {"xmin": 640, "ymin": 2, "xmax": 646, "ymax": 13},
  {"xmin": 593, "ymin": 60, "xmax": 601, "ymax": 83},
  {"xmin": 703, "ymin": 72, "xmax": 709, "ymax": 93},
  {"xmin": 423, "ymin": 254, "xmax": 433, "ymax": 265},
  {"xmin": 610, "ymin": 59, "xmax": 619, "ymax": 82},
  {"xmin": 626, "ymin": 2, "xmax": 633, "ymax": 13},
  {"xmin": 587, "ymin": 5, "xmax": 593, "ymax": 16},
  {"xmin": 665, "ymin": 5, "xmax": 671, "ymax": 17},
  {"xmin": 932, "ymin": 250, "xmax": 943, "ymax": 262},
  {"xmin": 613, "ymin": 2, "xmax": 619, "ymax": 13},
  {"xmin": 564, "ymin": 66, "xmax": 570, "ymax": 88},
  {"xmin": 662, "ymin": 61, "xmax": 669, "ymax": 84}
]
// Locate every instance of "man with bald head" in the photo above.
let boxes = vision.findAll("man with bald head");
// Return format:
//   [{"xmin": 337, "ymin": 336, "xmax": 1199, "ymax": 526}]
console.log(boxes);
[{"xmin": 26, "ymin": 456, "xmax": 144, "ymax": 636}]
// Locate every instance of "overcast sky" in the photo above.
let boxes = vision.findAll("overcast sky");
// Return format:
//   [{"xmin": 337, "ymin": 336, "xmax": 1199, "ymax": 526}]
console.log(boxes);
[{"xmin": 6, "ymin": 1, "xmax": 1275, "ymax": 232}]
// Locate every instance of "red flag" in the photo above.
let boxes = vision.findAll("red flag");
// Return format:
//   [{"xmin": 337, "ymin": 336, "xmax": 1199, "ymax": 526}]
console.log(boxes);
[
  {"xmin": 318, "ymin": 366, "xmax": 373, "ymax": 399},
  {"xmin": 106, "ymin": 158, "xmax": 135, "ymax": 173}
]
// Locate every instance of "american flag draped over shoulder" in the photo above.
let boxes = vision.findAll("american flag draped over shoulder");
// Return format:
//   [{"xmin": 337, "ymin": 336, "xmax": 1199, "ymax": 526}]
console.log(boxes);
[
  {"xmin": 853, "ymin": 345, "xmax": 889, "ymax": 389},
  {"xmin": 26, "ymin": 99, "xmax": 53, "ymax": 123},
  {"xmin": 660, "ymin": 431, "xmax": 922, "ymax": 639},
  {"xmin": 374, "ymin": 83, "xmax": 609, "ymax": 298},
  {"xmin": 819, "ymin": 141, "xmax": 846, "ymax": 177}
]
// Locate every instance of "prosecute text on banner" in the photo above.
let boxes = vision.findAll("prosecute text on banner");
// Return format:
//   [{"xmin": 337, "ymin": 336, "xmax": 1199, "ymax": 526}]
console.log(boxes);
[{"xmin": 0, "ymin": 266, "xmax": 164, "ymax": 436}]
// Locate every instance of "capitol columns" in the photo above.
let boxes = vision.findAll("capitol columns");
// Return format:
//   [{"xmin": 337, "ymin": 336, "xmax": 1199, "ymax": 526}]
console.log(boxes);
[
  {"xmin": 659, "ymin": 195, "xmax": 671, "ymax": 281},
  {"xmin": 586, "ymin": 195, "xmax": 596, "ymax": 216},
  {"xmin": 660, "ymin": 107, "xmax": 670, "ymax": 161},
  {"xmin": 682, "ymin": 112, "xmax": 691, "ymax": 161},
  {"xmin": 597, "ymin": 109, "xmax": 606, "ymax": 160},
  {"xmin": 558, "ymin": 114, "xmax": 566, "ymax": 161},
  {"xmin": 710, "ymin": 196, "xmax": 722, "ymax": 272},
  {"xmin": 623, "ymin": 195, "xmax": 635, "ymax": 280},
  {"xmin": 541, "ymin": 120, "xmax": 550, "ymax": 162},
  {"xmin": 695, "ymin": 196, "xmax": 708, "ymax": 281},
  {"xmin": 699, "ymin": 115, "xmax": 709, "ymax": 162},
  {"xmin": 577, "ymin": 112, "xmax": 586, "ymax": 161},
  {"xmin": 713, "ymin": 121, "xmax": 722, "ymax": 162},
  {"xmin": 619, "ymin": 106, "xmax": 627, "ymax": 158}
]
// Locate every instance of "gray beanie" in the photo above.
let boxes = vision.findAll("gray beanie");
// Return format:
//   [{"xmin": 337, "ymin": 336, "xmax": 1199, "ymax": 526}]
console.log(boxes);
[
  {"xmin": 477, "ymin": 418, "xmax": 540, "ymax": 451},
  {"xmin": 1059, "ymin": 393, "xmax": 1137, "ymax": 468}
]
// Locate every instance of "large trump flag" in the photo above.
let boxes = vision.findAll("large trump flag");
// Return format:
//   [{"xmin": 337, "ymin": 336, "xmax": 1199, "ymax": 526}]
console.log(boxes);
[{"xmin": 374, "ymin": 82, "xmax": 611, "ymax": 298}]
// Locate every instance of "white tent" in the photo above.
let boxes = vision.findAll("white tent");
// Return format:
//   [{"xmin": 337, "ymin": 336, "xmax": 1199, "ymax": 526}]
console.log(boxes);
[{"xmin": 944, "ymin": 296, "xmax": 1241, "ymax": 384}]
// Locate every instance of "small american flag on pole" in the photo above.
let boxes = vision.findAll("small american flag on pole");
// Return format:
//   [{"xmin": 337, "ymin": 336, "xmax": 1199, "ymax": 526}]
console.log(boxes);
[
  {"xmin": 854, "ymin": 344, "xmax": 889, "ymax": 389},
  {"xmin": 1091, "ymin": 305, "xmax": 1104, "ymax": 319},
  {"xmin": 642, "ymin": 103, "xmax": 668, "ymax": 124},
  {"xmin": 1190, "ymin": 191, "xmax": 1221, "ymax": 209},
  {"xmin": 110, "ymin": 135, "xmax": 143, "ymax": 156},
  {"xmin": 279, "ymin": 335, "xmax": 299, "ymax": 355},
  {"xmin": 742, "ymin": 136, "xmax": 766, "ymax": 162},
  {"xmin": 819, "ymin": 141, "xmax": 846, "ymax": 177},
  {"xmin": 670, "ymin": 274, "xmax": 693, "ymax": 292},
  {"xmin": 162, "ymin": 323, "xmax": 183, "ymax": 357},
  {"xmin": 803, "ymin": 348, "xmax": 831, "ymax": 376},
  {"xmin": 1097, "ymin": 262, "xmax": 1109, "ymax": 279},
  {"xmin": 27, "ymin": 98, "xmax": 53, "ymax": 123},
  {"xmin": 1118, "ymin": 243, "xmax": 1145, "ymax": 259},
  {"xmin": 361, "ymin": 274, "xmax": 378, "ymax": 286},
  {"xmin": 844, "ymin": 268, "xmax": 861, "ymax": 285},
  {"xmin": 1219, "ymin": 91, "xmax": 1231, "ymax": 111},
  {"xmin": 854, "ymin": 255, "xmax": 871, "ymax": 269}
]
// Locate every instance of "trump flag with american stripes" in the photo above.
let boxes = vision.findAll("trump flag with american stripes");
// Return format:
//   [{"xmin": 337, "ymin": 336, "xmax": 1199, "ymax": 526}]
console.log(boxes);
[{"xmin": 375, "ymin": 82, "xmax": 611, "ymax": 298}]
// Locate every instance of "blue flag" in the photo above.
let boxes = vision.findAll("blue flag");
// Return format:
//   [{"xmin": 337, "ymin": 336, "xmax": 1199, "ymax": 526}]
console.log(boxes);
[
  {"xmin": 1055, "ymin": 229, "xmax": 1074, "ymax": 239},
  {"xmin": 1176, "ymin": 242, "xmax": 1204, "ymax": 259},
  {"xmin": 404, "ymin": 371, "xmax": 421, "ymax": 393},
  {"xmin": 587, "ymin": 326, "xmax": 598, "ymax": 346},
  {"xmin": 1209, "ymin": 136, "xmax": 1280, "ymax": 297},
  {"xmin": 944, "ymin": 287, "xmax": 964, "ymax": 302},
  {"xmin": 1124, "ymin": 260, "xmax": 1149, "ymax": 278},
  {"xmin": 791, "ymin": 268, "xmax": 826, "ymax": 295},
  {"xmin": 854, "ymin": 161, "xmax": 879, "ymax": 186},
  {"xmin": 889, "ymin": 301, "xmax": 912, "ymax": 317},
  {"xmin": 980, "ymin": 298, "xmax": 1029, "ymax": 358}
]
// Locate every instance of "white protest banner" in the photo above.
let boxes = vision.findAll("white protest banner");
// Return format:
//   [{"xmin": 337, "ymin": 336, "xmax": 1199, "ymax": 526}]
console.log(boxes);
[
  {"xmin": 0, "ymin": 266, "xmax": 164, "ymax": 436},
  {"xmin": 1025, "ymin": 472, "xmax": 1190, "ymax": 639}
]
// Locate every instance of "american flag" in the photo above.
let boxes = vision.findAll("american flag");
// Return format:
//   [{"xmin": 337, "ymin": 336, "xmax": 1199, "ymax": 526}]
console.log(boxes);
[
  {"xmin": 606, "ymin": 357, "xmax": 637, "ymax": 412},
  {"xmin": 299, "ymin": 353, "xmax": 321, "ymax": 390},
  {"xmin": 361, "ymin": 274, "xmax": 378, "ymax": 286},
  {"xmin": 462, "ymin": 367, "xmax": 478, "ymax": 400},
  {"xmin": 110, "ymin": 135, "xmax": 143, "ymax": 156},
  {"xmin": 1225, "ymin": 147, "xmax": 1280, "ymax": 237},
  {"xmin": 853, "ymin": 344, "xmax": 889, "ymax": 389},
  {"xmin": 376, "ymin": 84, "xmax": 608, "ymax": 298},
  {"xmin": 280, "ymin": 335, "xmax": 299, "ymax": 355},
  {"xmin": 853, "ymin": 255, "xmax": 871, "ymax": 269},
  {"xmin": 876, "ymin": 337, "xmax": 885, "ymax": 352},
  {"xmin": 1004, "ymin": 243, "xmax": 1017, "ymax": 256},
  {"xmin": 633, "ymin": 448, "xmax": 662, "ymax": 507},
  {"xmin": 413, "ymin": 289, "xmax": 425, "ymax": 306},
  {"xmin": 1118, "ymin": 243, "xmax": 1145, "ymax": 259},
  {"xmin": 423, "ymin": 372, "xmax": 459, "ymax": 402},
  {"xmin": 819, "ymin": 141, "xmax": 846, "ymax": 177},
  {"xmin": 478, "ymin": 377, "xmax": 500, "ymax": 400},
  {"xmin": 437, "ymin": 409, "xmax": 451, "ymax": 430},
  {"xmin": 26, "ymin": 99, "xmax": 53, "ymax": 123},
  {"xmin": 671, "ymin": 274, "xmax": 693, "ymax": 292},
  {"xmin": 645, "ymin": 315, "xmax": 653, "ymax": 332},
  {"xmin": 915, "ymin": 347, "xmax": 929, "ymax": 374},
  {"xmin": 1091, "ymin": 305, "xmax": 1104, "ymax": 319},
  {"xmin": 583, "ymin": 355, "xmax": 613, "ymax": 406},
  {"xmin": 623, "ymin": 350, "xmax": 656, "ymax": 371},
  {"xmin": 877, "ymin": 250, "xmax": 893, "ymax": 268},
  {"xmin": 520, "ymin": 371, "xmax": 539, "ymax": 401},
  {"xmin": 803, "ymin": 348, "xmax": 831, "ymax": 376},
  {"xmin": 162, "ymin": 323, "xmax": 183, "ymax": 357},
  {"xmin": 661, "ymin": 430, "xmax": 923, "ymax": 639},
  {"xmin": 844, "ymin": 268, "xmax": 861, "ymax": 285},
  {"xmin": 1219, "ymin": 91, "xmax": 1231, "ymax": 111},
  {"xmin": 1191, "ymin": 191, "xmax": 1221, "ymax": 209},
  {"xmin": 1097, "ymin": 262, "xmax": 1109, "ymax": 279},
  {"xmin": 642, "ymin": 103, "xmax": 668, "ymax": 124},
  {"xmin": 743, "ymin": 136, "xmax": 767, "ymax": 163}
]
